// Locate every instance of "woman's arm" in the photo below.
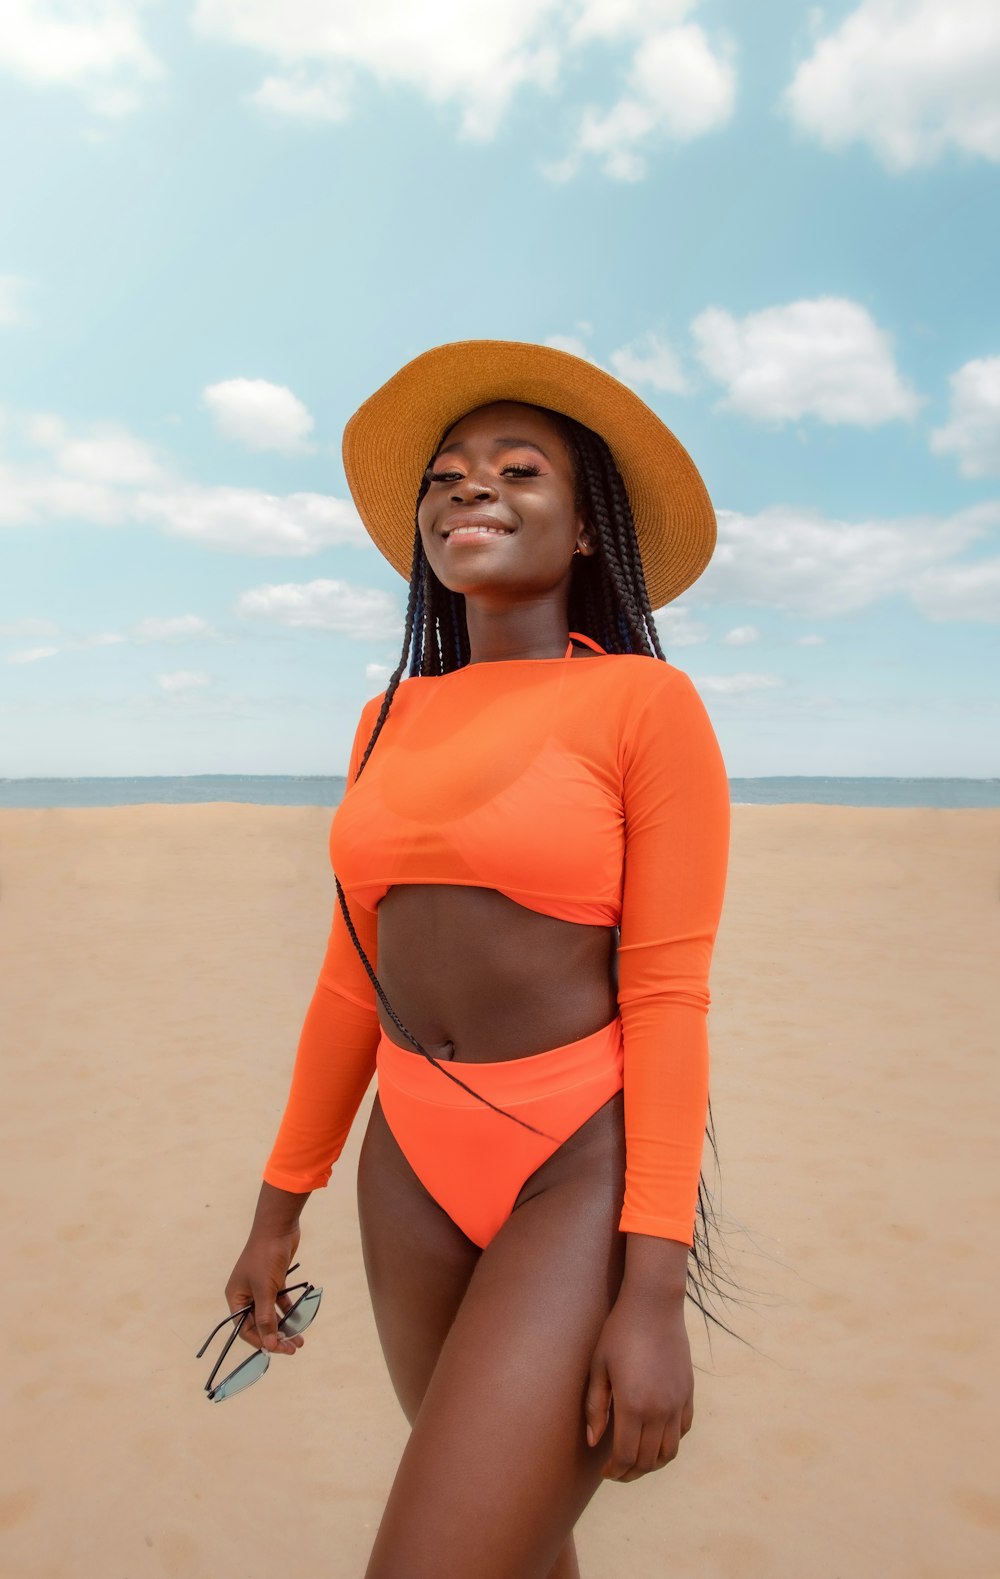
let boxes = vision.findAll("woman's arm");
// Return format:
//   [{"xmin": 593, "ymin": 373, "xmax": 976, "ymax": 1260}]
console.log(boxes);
[
  {"xmin": 587, "ymin": 666, "xmax": 731, "ymax": 1477},
  {"xmin": 261, "ymin": 693, "xmax": 384, "ymax": 1193},
  {"xmin": 615, "ymin": 664, "xmax": 731, "ymax": 1243},
  {"xmin": 223, "ymin": 697, "xmax": 383, "ymax": 1347},
  {"xmin": 260, "ymin": 906, "xmax": 381, "ymax": 1193}
]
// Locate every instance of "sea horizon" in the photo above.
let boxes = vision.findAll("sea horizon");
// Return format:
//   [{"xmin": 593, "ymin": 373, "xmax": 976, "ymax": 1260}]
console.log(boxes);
[{"xmin": 2, "ymin": 775, "xmax": 998, "ymax": 810}]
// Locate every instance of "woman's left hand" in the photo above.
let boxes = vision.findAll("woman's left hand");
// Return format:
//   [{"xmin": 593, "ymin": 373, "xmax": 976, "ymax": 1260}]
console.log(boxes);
[{"xmin": 584, "ymin": 1285, "xmax": 694, "ymax": 1481}]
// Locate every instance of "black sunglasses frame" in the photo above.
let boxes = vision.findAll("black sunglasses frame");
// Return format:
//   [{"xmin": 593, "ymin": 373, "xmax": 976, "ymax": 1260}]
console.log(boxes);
[{"xmin": 196, "ymin": 1263, "xmax": 322, "ymax": 1401}]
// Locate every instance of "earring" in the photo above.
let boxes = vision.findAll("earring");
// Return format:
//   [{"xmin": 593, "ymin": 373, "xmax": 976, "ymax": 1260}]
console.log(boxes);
[{"xmin": 573, "ymin": 546, "xmax": 582, "ymax": 556}]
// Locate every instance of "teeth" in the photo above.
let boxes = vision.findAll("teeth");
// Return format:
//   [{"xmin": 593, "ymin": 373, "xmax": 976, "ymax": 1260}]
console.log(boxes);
[{"xmin": 447, "ymin": 525, "xmax": 510, "ymax": 538}]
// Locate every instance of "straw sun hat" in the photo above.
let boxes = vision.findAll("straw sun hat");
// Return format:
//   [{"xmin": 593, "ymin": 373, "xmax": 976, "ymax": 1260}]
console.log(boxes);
[{"xmin": 342, "ymin": 339, "xmax": 716, "ymax": 611}]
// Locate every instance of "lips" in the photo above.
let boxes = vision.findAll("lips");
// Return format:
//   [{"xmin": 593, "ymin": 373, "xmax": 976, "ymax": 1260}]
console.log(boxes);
[
  {"xmin": 441, "ymin": 513, "xmax": 514, "ymax": 540},
  {"xmin": 444, "ymin": 526, "xmax": 513, "ymax": 543}
]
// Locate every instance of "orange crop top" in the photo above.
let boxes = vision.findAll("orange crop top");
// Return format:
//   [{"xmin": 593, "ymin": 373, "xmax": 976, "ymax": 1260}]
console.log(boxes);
[{"xmin": 263, "ymin": 633, "xmax": 731, "ymax": 1245}]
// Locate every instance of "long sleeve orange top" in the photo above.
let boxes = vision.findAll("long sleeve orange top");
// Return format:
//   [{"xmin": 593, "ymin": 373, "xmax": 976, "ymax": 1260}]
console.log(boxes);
[{"xmin": 264, "ymin": 641, "xmax": 730, "ymax": 1246}]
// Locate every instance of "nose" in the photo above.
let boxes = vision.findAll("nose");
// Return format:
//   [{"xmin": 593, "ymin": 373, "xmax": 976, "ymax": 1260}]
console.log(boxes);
[{"xmin": 450, "ymin": 473, "xmax": 498, "ymax": 505}]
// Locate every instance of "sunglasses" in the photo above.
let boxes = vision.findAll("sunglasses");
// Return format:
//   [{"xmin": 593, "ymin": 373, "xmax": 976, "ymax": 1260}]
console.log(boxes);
[{"xmin": 196, "ymin": 1264, "xmax": 323, "ymax": 1402}]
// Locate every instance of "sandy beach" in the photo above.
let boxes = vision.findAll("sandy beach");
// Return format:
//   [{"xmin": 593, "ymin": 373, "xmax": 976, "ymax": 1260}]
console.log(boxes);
[{"xmin": 0, "ymin": 803, "xmax": 997, "ymax": 1579}]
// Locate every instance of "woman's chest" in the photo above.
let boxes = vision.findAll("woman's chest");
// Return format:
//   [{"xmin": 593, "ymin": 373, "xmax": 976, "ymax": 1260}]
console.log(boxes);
[{"xmin": 333, "ymin": 683, "xmax": 626, "ymax": 904}]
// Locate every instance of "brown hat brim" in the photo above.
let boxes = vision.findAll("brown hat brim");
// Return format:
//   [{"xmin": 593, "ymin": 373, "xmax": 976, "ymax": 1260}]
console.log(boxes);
[{"xmin": 342, "ymin": 339, "xmax": 716, "ymax": 610}]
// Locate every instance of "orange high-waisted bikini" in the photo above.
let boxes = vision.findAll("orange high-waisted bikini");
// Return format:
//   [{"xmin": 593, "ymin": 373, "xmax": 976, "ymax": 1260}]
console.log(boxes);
[
  {"xmin": 264, "ymin": 634, "xmax": 730, "ymax": 1248},
  {"xmin": 376, "ymin": 1017, "xmax": 625, "ymax": 1249}
]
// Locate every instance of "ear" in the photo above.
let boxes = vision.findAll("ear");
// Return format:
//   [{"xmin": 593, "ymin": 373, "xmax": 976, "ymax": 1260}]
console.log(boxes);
[{"xmin": 575, "ymin": 521, "xmax": 596, "ymax": 557}]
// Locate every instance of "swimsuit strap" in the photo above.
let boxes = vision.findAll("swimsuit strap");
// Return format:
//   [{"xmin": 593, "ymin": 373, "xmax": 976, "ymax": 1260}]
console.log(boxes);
[{"xmin": 567, "ymin": 631, "xmax": 608, "ymax": 656}]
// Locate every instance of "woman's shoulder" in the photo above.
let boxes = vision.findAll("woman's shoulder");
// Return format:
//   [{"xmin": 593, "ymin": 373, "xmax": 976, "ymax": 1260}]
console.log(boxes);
[{"xmin": 596, "ymin": 652, "xmax": 701, "ymax": 703}]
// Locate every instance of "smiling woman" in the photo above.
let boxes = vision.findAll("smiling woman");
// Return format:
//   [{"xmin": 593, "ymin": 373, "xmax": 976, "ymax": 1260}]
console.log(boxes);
[
  {"xmin": 418, "ymin": 404, "xmax": 597, "ymax": 651},
  {"xmin": 216, "ymin": 340, "xmax": 732, "ymax": 1579}
]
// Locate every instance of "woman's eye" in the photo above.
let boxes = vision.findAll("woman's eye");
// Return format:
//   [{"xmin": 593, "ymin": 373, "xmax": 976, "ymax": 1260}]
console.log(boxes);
[{"xmin": 426, "ymin": 463, "xmax": 540, "ymax": 483}]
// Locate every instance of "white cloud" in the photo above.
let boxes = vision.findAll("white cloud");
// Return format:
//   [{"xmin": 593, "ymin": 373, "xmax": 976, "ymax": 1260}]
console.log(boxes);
[
  {"xmin": 556, "ymin": 21, "xmax": 735, "ymax": 181},
  {"xmin": 24, "ymin": 414, "xmax": 169, "ymax": 485},
  {"xmin": 130, "ymin": 615, "xmax": 222, "ymax": 644},
  {"xmin": 692, "ymin": 296, "xmax": 921, "ymax": 427},
  {"xmin": 365, "ymin": 661, "xmax": 394, "ymax": 682},
  {"xmin": 570, "ymin": 1, "xmax": 695, "ymax": 39},
  {"xmin": 721, "ymin": 624, "xmax": 759, "ymax": 646},
  {"xmin": 546, "ymin": 327, "xmax": 687, "ymax": 392},
  {"xmin": 237, "ymin": 578, "xmax": 403, "ymax": 641},
  {"xmin": 691, "ymin": 672, "xmax": 783, "ymax": 695},
  {"xmin": 0, "ymin": 405, "xmax": 366, "ymax": 553},
  {"xmin": 253, "ymin": 65, "xmax": 353, "ymax": 122},
  {"xmin": 6, "ymin": 645, "xmax": 59, "ymax": 664},
  {"xmin": 0, "ymin": 617, "xmax": 59, "ymax": 637},
  {"xmin": 785, "ymin": 0, "xmax": 1000, "ymax": 171},
  {"xmin": 0, "ymin": 0, "xmax": 165, "ymax": 118},
  {"xmin": 158, "ymin": 671, "xmax": 211, "ymax": 691},
  {"xmin": 3, "ymin": 616, "xmax": 219, "ymax": 652},
  {"xmin": 135, "ymin": 485, "xmax": 365, "ymax": 555},
  {"xmin": 797, "ymin": 634, "xmax": 825, "ymax": 646},
  {"xmin": 653, "ymin": 603, "xmax": 709, "ymax": 647},
  {"xmin": 0, "ymin": 413, "xmax": 168, "ymax": 526},
  {"xmin": 909, "ymin": 556, "xmax": 1000, "ymax": 622},
  {"xmin": 193, "ymin": 0, "xmax": 563, "ymax": 141},
  {"xmin": 700, "ymin": 501, "xmax": 1000, "ymax": 617},
  {"xmin": 194, "ymin": 0, "xmax": 732, "ymax": 181},
  {"xmin": 930, "ymin": 356, "xmax": 1000, "ymax": 478},
  {"xmin": 544, "ymin": 334, "xmax": 602, "ymax": 364},
  {"xmin": 0, "ymin": 459, "xmax": 132, "ymax": 527},
  {"xmin": 609, "ymin": 332, "xmax": 687, "ymax": 394},
  {"xmin": 0, "ymin": 274, "xmax": 33, "ymax": 326},
  {"xmin": 201, "ymin": 377, "xmax": 316, "ymax": 454}
]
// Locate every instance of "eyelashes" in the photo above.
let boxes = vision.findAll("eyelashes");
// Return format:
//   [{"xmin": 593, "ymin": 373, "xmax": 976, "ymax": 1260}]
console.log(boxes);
[{"xmin": 426, "ymin": 463, "xmax": 542, "ymax": 484}]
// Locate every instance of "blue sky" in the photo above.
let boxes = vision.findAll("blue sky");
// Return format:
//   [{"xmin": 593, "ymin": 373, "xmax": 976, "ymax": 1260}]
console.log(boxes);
[{"xmin": 1, "ymin": 0, "xmax": 998, "ymax": 777}]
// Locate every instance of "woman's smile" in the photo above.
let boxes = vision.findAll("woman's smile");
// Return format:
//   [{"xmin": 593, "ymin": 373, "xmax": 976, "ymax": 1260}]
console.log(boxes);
[
  {"xmin": 441, "ymin": 511, "xmax": 516, "ymax": 544},
  {"xmin": 445, "ymin": 527, "xmax": 512, "ymax": 545}
]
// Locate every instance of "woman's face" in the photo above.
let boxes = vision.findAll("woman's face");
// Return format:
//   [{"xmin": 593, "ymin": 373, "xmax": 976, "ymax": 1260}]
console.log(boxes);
[{"xmin": 416, "ymin": 401, "xmax": 590, "ymax": 603}]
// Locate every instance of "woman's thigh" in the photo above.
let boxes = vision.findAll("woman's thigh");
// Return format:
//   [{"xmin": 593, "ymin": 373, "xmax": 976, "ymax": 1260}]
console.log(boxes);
[
  {"xmin": 363, "ymin": 1091, "xmax": 627, "ymax": 1579},
  {"xmin": 357, "ymin": 1094, "xmax": 482, "ymax": 1422}
]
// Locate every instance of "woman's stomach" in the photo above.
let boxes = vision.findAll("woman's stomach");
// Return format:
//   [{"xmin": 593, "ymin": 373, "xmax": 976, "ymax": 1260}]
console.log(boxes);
[{"xmin": 373, "ymin": 882, "xmax": 619, "ymax": 1065}]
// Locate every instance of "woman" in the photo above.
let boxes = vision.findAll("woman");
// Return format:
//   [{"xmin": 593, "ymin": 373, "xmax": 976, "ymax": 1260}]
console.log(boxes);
[{"xmin": 220, "ymin": 340, "xmax": 731, "ymax": 1579}]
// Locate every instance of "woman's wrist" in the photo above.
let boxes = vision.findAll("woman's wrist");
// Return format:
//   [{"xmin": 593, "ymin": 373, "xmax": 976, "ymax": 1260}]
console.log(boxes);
[
  {"xmin": 250, "ymin": 1180, "xmax": 310, "ymax": 1236},
  {"xmin": 621, "ymin": 1231, "xmax": 690, "ymax": 1303}
]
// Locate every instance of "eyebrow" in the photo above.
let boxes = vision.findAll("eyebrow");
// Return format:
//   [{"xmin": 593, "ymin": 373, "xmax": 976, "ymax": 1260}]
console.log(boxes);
[{"xmin": 433, "ymin": 437, "xmax": 550, "ymax": 462}]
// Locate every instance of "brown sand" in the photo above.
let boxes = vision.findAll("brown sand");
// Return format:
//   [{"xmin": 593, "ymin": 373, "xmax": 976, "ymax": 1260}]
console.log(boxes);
[{"xmin": 0, "ymin": 805, "xmax": 997, "ymax": 1578}]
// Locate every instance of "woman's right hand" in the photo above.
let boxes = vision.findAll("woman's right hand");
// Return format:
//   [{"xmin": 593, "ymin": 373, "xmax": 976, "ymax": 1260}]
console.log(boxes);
[{"xmin": 224, "ymin": 1224, "xmax": 304, "ymax": 1356}]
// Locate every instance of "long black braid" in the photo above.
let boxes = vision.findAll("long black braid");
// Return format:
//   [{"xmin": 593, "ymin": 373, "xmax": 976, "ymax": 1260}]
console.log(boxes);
[{"xmin": 335, "ymin": 405, "xmax": 738, "ymax": 1332}]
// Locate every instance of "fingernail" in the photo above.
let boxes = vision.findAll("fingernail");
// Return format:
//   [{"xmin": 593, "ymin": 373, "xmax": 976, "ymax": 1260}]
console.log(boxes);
[{"xmin": 586, "ymin": 1426, "xmax": 595, "ymax": 1447}]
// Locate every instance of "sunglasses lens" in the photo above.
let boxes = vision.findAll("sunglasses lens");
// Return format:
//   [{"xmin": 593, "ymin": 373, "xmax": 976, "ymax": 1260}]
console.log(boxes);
[
  {"xmin": 209, "ymin": 1350, "xmax": 268, "ymax": 1402},
  {"xmin": 280, "ymin": 1287, "xmax": 322, "ymax": 1337}
]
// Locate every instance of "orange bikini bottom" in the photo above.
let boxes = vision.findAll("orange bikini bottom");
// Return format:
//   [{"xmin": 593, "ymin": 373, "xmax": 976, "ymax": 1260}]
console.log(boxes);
[{"xmin": 375, "ymin": 1016, "xmax": 625, "ymax": 1249}]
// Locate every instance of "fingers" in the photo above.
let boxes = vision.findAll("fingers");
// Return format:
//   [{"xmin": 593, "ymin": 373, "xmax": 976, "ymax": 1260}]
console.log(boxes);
[
  {"xmin": 602, "ymin": 1405, "xmax": 692, "ymax": 1482},
  {"xmin": 253, "ymin": 1284, "xmax": 280, "ymax": 1352},
  {"xmin": 584, "ymin": 1362, "xmax": 612, "ymax": 1450},
  {"xmin": 224, "ymin": 1232, "xmax": 308, "ymax": 1359},
  {"xmin": 224, "ymin": 1277, "xmax": 302, "ymax": 1356},
  {"xmin": 276, "ymin": 1290, "xmax": 306, "ymax": 1351},
  {"xmin": 601, "ymin": 1408, "xmax": 643, "ymax": 1481},
  {"xmin": 252, "ymin": 1284, "xmax": 303, "ymax": 1354}
]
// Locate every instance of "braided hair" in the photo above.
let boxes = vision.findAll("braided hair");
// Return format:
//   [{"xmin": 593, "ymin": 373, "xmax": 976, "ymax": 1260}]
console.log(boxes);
[{"xmin": 335, "ymin": 404, "xmax": 735, "ymax": 1330}]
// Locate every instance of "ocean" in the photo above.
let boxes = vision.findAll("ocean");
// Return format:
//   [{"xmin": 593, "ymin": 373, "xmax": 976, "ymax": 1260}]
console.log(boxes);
[{"xmin": 1, "ymin": 776, "xmax": 998, "ymax": 809}]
